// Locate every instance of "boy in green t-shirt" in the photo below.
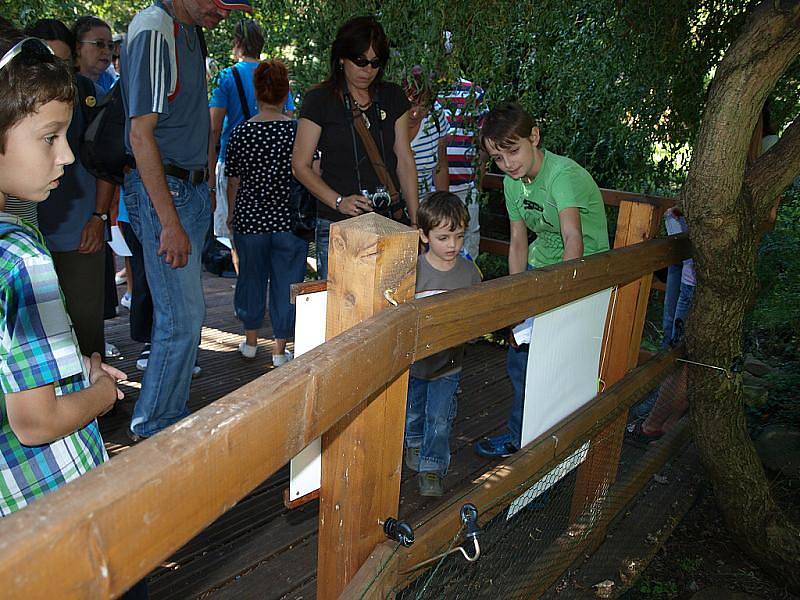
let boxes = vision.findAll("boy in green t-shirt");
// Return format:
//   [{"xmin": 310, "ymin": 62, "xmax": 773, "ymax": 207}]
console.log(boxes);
[{"xmin": 474, "ymin": 102, "xmax": 609, "ymax": 458}]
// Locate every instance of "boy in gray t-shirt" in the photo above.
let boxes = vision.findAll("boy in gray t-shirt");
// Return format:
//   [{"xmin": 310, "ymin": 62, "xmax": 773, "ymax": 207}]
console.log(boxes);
[{"xmin": 405, "ymin": 192, "xmax": 481, "ymax": 497}]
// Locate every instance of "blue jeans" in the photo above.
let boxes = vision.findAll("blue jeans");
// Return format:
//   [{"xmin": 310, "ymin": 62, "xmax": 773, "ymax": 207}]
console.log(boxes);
[
  {"xmin": 315, "ymin": 218, "xmax": 332, "ymax": 280},
  {"xmin": 506, "ymin": 344, "xmax": 529, "ymax": 447},
  {"xmin": 124, "ymin": 170, "xmax": 210, "ymax": 437},
  {"xmin": 662, "ymin": 263, "xmax": 695, "ymax": 348},
  {"xmin": 233, "ymin": 231, "xmax": 308, "ymax": 337},
  {"xmin": 405, "ymin": 374, "xmax": 460, "ymax": 476}
]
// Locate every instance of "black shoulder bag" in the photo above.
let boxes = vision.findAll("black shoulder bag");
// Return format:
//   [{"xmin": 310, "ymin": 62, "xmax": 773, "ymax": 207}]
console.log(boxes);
[{"xmin": 288, "ymin": 121, "xmax": 317, "ymax": 241}]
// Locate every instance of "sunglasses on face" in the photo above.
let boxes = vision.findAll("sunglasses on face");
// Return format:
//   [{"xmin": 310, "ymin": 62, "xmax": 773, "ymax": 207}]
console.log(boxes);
[
  {"xmin": 0, "ymin": 37, "xmax": 55, "ymax": 72},
  {"xmin": 349, "ymin": 55, "xmax": 383, "ymax": 69},
  {"xmin": 79, "ymin": 39, "xmax": 114, "ymax": 50}
]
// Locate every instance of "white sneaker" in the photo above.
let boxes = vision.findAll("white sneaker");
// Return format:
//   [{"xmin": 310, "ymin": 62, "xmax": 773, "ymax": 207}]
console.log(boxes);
[
  {"xmin": 136, "ymin": 343, "xmax": 151, "ymax": 371},
  {"xmin": 105, "ymin": 342, "xmax": 120, "ymax": 358},
  {"xmin": 272, "ymin": 351, "xmax": 293, "ymax": 367},
  {"xmin": 120, "ymin": 292, "xmax": 132, "ymax": 310},
  {"xmin": 239, "ymin": 341, "xmax": 257, "ymax": 359}
]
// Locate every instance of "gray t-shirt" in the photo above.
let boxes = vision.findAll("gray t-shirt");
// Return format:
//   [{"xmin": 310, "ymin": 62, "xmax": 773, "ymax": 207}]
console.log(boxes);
[
  {"xmin": 410, "ymin": 253, "xmax": 481, "ymax": 380},
  {"xmin": 121, "ymin": 2, "xmax": 209, "ymax": 170}
]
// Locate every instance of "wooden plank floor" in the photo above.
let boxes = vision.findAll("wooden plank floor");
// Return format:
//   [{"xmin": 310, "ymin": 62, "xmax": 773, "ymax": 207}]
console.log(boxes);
[{"xmin": 100, "ymin": 272, "xmax": 512, "ymax": 599}]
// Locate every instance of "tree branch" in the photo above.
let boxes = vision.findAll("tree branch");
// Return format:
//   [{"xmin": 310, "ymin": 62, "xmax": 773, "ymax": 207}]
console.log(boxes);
[{"xmin": 747, "ymin": 115, "xmax": 800, "ymax": 213}]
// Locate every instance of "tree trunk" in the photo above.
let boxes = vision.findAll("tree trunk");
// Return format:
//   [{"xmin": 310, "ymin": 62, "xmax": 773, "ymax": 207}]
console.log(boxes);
[{"xmin": 680, "ymin": 0, "xmax": 800, "ymax": 590}]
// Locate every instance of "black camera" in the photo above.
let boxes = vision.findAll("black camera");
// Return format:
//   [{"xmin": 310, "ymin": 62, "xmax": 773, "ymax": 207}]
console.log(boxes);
[{"xmin": 360, "ymin": 186, "xmax": 392, "ymax": 211}]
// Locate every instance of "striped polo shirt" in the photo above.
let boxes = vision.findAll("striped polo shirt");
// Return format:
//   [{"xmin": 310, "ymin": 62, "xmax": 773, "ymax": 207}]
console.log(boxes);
[
  {"xmin": 411, "ymin": 107, "xmax": 450, "ymax": 201},
  {"xmin": 438, "ymin": 79, "xmax": 489, "ymax": 193}
]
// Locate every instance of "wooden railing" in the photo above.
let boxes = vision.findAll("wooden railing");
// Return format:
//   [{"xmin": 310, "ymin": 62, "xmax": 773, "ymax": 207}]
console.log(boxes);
[{"xmin": 0, "ymin": 185, "xmax": 687, "ymax": 598}]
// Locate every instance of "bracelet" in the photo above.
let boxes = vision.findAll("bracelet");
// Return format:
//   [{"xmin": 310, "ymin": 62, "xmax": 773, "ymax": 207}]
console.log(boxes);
[
  {"xmin": 335, "ymin": 195, "xmax": 343, "ymax": 212},
  {"xmin": 208, "ymin": 187, "xmax": 216, "ymax": 193}
]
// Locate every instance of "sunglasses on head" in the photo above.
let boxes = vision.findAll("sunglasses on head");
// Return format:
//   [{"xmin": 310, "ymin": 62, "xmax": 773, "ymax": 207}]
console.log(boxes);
[
  {"xmin": 79, "ymin": 39, "xmax": 114, "ymax": 50},
  {"xmin": 0, "ymin": 37, "xmax": 55, "ymax": 72},
  {"xmin": 349, "ymin": 55, "xmax": 383, "ymax": 69}
]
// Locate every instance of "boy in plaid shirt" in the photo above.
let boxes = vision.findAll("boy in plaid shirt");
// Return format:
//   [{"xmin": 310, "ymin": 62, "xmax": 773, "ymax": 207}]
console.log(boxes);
[{"xmin": 0, "ymin": 29, "xmax": 124, "ymax": 517}]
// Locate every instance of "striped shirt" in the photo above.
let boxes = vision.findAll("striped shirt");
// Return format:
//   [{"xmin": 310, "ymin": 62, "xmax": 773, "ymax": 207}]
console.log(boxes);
[
  {"xmin": 411, "ymin": 107, "xmax": 450, "ymax": 201},
  {"xmin": 0, "ymin": 215, "xmax": 106, "ymax": 517},
  {"xmin": 438, "ymin": 79, "xmax": 489, "ymax": 193}
]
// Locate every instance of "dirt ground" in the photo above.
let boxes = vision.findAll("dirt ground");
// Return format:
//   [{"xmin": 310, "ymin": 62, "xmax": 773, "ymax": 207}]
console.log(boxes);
[{"xmin": 622, "ymin": 477, "xmax": 799, "ymax": 600}]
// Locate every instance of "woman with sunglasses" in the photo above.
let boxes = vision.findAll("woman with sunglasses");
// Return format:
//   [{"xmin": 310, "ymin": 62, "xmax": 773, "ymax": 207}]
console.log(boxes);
[
  {"xmin": 72, "ymin": 16, "xmax": 116, "ymax": 97},
  {"xmin": 292, "ymin": 15, "xmax": 419, "ymax": 279}
]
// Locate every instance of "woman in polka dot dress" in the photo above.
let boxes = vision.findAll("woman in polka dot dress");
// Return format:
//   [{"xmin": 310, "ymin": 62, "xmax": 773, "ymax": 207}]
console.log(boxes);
[{"xmin": 225, "ymin": 60, "xmax": 308, "ymax": 366}]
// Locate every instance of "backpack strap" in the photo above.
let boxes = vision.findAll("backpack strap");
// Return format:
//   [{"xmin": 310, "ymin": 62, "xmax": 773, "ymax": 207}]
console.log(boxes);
[{"xmin": 231, "ymin": 65, "xmax": 252, "ymax": 120}]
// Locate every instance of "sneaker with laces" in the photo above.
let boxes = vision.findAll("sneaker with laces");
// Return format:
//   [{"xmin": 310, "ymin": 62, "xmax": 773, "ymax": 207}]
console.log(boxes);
[
  {"xmin": 418, "ymin": 472, "xmax": 444, "ymax": 497},
  {"xmin": 239, "ymin": 341, "xmax": 257, "ymax": 359},
  {"xmin": 474, "ymin": 433, "xmax": 519, "ymax": 458},
  {"xmin": 272, "ymin": 350, "xmax": 293, "ymax": 367},
  {"xmin": 136, "ymin": 343, "xmax": 151, "ymax": 371},
  {"xmin": 405, "ymin": 447, "xmax": 421, "ymax": 471}
]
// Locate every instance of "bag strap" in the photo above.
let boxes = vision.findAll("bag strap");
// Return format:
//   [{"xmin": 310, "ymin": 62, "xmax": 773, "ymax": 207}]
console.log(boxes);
[
  {"xmin": 350, "ymin": 106, "xmax": 399, "ymax": 201},
  {"xmin": 231, "ymin": 65, "xmax": 252, "ymax": 121}
]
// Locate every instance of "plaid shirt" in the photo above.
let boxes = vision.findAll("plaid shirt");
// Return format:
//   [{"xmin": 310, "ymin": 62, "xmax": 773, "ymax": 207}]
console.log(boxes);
[{"xmin": 0, "ymin": 216, "xmax": 106, "ymax": 517}]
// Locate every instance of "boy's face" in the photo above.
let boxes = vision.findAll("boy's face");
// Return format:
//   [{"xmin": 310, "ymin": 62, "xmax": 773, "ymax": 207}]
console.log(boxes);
[
  {"xmin": 0, "ymin": 100, "xmax": 73, "ymax": 202},
  {"xmin": 420, "ymin": 220, "xmax": 466, "ymax": 266},
  {"xmin": 485, "ymin": 127, "xmax": 540, "ymax": 180}
]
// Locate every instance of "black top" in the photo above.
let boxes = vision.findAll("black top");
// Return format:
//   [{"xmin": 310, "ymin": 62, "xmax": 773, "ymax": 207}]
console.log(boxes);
[
  {"xmin": 299, "ymin": 81, "xmax": 410, "ymax": 222},
  {"xmin": 225, "ymin": 120, "xmax": 295, "ymax": 234}
]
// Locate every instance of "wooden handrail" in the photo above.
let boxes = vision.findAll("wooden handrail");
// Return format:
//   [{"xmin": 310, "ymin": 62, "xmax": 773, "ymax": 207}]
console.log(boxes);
[{"xmin": 0, "ymin": 235, "xmax": 690, "ymax": 598}]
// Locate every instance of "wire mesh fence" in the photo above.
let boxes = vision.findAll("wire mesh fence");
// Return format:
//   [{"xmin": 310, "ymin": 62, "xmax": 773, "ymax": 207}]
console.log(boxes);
[{"xmin": 357, "ymin": 355, "xmax": 692, "ymax": 600}]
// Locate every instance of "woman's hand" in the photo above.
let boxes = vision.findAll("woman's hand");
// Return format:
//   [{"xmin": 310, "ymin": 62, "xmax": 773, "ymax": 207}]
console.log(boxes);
[{"xmin": 338, "ymin": 194, "xmax": 374, "ymax": 216}]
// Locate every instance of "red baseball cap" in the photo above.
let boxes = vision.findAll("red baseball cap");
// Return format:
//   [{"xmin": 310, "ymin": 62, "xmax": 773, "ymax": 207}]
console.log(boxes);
[{"xmin": 213, "ymin": 0, "xmax": 253, "ymax": 12}]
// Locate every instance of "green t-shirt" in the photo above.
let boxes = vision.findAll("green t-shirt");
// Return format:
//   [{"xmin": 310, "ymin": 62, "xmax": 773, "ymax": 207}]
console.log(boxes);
[{"xmin": 504, "ymin": 149, "xmax": 610, "ymax": 267}]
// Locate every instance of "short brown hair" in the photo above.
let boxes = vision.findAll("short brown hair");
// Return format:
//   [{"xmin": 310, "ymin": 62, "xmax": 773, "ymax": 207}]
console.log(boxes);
[
  {"xmin": 418, "ymin": 191, "xmax": 469, "ymax": 235},
  {"xmin": 234, "ymin": 20, "xmax": 264, "ymax": 59},
  {"xmin": 479, "ymin": 102, "xmax": 537, "ymax": 152},
  {"xmin": 253, "ymin": 59, "xmax": 289, "ymax": 106},
  {"xmin": 0, "ymin": 29, "xmax": 76, "ymax": 154}
]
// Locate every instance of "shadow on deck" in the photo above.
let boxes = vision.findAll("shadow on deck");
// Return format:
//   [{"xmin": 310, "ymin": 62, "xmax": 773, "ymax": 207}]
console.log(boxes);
[{"xmin": 100, "ymin": 272, "xmax": 513, "ymax": 599}]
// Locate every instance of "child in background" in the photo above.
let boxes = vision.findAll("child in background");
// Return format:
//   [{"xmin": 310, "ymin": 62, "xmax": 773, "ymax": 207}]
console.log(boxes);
[
  {"xmin": 0, "ymin": 31, "xmax": 124, "ymax": 517},
  {"xmin": 405, "ymin": 192, "xmax": 481, "ymax": 496}
]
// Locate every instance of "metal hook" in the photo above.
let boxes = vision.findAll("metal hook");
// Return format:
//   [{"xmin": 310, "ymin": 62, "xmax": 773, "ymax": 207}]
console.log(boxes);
[{"xmin": 384, "ymin": 288, "xmax": 398, "ymax": 306}]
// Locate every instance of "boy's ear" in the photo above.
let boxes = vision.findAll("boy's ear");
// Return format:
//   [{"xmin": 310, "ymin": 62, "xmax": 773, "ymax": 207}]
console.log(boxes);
[
  {"xmin": 418, "ymin": 229, "xmax": 429, "ymax": 245},
  {"xmin": 528, "ymin": 127, "xmax": 540, "ymax": 148}
]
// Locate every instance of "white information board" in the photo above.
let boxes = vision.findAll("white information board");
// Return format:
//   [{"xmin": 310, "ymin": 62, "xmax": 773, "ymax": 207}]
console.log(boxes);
[
  {"xmin": 507, "ymin": 288, "xmax": 612, "ymax": 517},
  {"xmin": 289, "ymin": 290, "xmax": 328, "ymax": 501}
]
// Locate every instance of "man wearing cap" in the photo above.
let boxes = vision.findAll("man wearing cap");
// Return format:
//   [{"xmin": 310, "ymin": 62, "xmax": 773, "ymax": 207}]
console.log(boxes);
[{"xmin": 120, "ymin": 0, "xmax": 252, "ymax": 440}]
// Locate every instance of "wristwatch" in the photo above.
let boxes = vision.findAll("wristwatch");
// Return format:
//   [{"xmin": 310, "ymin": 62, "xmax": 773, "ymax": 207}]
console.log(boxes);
[
  {"xmin": 335, "ymin": 195, "xmax": 343, "ymax": 212},
  {"xmin": 92, "ymin": 212, "xmax": 108, "ymax": 222}
]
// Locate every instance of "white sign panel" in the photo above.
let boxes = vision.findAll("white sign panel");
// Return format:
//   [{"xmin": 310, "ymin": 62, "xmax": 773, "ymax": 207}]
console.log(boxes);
[{"xmin": 289, "ymin": 290, "xmax": 328, "ymax": 501}]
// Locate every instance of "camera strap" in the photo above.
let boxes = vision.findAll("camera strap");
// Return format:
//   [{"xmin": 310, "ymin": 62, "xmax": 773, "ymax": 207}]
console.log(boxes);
[{"xmin": 344, "ymin": 88, "xmax": 400, "ymax": 203}]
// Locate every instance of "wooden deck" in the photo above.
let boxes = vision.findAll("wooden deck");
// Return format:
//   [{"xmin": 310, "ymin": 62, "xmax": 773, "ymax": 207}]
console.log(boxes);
[{"xmin": 100, "ymin": 272, "xmax": 513, "ymax": 599}]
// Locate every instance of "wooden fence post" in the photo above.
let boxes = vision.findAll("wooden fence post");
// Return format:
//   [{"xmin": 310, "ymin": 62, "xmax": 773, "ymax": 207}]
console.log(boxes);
[
  {"xmin": 569, "ymin": 200, "xmax": 663, "ymax": 521},
  {"xmin": 316, "ymin": 213, "xmax": 419, "ymax": 599}
]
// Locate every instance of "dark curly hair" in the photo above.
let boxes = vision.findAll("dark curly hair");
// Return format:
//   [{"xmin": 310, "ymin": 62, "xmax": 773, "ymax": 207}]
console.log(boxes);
[{"xmin": 0, "ymin": 28, "xmax": 76, "ymax": 154}]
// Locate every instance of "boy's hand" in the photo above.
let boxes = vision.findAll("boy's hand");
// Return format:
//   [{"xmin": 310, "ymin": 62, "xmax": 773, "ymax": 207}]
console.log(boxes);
[{"xmin": 86, "ymin": 353, "xmax": 126, "ymax": 410}]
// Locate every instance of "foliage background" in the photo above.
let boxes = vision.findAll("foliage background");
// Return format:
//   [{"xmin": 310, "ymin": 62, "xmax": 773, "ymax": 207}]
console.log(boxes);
[{"xmin": 5, "ymin": 0, "xmax": 799, "ymax": 352}]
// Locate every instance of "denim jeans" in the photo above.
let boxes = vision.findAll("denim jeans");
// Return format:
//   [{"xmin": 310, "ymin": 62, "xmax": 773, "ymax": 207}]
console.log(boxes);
[
  {"xmin": 662, "ymin": 263, "xmax": 695, "ymax": 348},
  {"xmin": 405, "ymin": 373, "xmax": 460, "ymax": 476},
  {"xmin": 124, "ymin": 170, "xmax": 210, "ymax": 437},
  {"xmin": 233, "ymin": 231, "xmax": 308, "ymax": 338},
  {"xmin": 506, "ymin": 344, "xmax": 529, "ymax": 447},
  {"xmin": 315, "ymin": 218, "xmax": 332, "ymax": 280}
]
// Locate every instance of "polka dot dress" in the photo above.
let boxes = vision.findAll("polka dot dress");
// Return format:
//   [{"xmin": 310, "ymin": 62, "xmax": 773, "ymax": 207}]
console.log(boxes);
[{"xmin": 225, "ymin": 121, "xmax": 295, "ymax": 234}]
